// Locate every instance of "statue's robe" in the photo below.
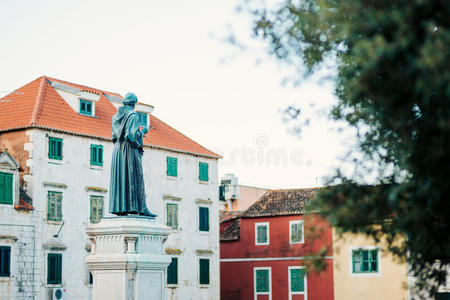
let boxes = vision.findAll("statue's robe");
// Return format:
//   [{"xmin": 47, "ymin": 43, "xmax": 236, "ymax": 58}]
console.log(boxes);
[{"xmin": 109, "ymin": 106, "xmax": 148, "ymax": 214}]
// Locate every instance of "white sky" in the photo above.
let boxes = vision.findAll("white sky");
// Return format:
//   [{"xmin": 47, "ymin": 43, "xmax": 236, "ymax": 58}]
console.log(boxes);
[{"xmin": 0, "ymin": 0, "xmax": 354, "ymax": 189}]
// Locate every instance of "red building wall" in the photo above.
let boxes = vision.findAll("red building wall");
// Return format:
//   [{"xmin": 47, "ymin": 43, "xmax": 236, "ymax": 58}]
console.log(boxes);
[{"xmin": 221, "ymin": 214, "xmax": 334, "ymax": 300}]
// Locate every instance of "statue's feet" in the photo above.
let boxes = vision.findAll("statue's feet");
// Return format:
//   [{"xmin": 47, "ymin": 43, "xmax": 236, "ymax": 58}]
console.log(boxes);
[{"xmin": 139, "ymin": 208, "xmax": 157, "ymax": 218}]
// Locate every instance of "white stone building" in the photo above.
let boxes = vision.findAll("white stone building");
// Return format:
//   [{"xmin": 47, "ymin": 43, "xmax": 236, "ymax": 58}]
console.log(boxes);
[{"xmin": 0, "ymin": 76, "xmax": 220, "ymax": 300}]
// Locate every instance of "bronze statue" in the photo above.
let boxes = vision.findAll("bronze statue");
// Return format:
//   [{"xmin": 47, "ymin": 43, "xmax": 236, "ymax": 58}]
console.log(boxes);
[{"xmin": 109, "ymin": 92, "xmax": 156, "ymax": 217}]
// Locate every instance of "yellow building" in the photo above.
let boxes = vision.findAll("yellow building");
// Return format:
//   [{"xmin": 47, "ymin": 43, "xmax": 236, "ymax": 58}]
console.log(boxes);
[{"xmin": 333, "ymin": 228, "xmax": 408, "ymax": 300}]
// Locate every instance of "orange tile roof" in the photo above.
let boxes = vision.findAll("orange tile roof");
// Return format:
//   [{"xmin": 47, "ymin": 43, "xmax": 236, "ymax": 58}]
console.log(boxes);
[{"xmin": 0, "ymin": 76, "xmax": 220, "ymax": 158}]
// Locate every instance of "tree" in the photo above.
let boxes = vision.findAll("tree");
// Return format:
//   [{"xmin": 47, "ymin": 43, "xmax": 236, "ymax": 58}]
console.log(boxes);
[{"xmin": 246, "ymin": 0, "xmax": 450, "ymax": 296}]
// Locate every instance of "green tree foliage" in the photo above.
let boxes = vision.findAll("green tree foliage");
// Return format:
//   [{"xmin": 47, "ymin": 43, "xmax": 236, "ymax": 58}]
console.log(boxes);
[{"xmin": 247, "ymin": 0, "xmax": 449, "ymax": 295}]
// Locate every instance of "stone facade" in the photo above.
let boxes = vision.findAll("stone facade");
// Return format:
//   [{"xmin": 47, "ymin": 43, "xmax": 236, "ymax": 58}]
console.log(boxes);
[{"xmin": 0, "ymin": 127, "xmax": 219, "ymax": 299}]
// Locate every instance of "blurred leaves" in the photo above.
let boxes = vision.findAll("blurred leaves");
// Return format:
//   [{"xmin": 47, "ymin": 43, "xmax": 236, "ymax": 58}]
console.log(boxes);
[{"xmin": 245, "ymin": 0, "xmax": 450, "ymax": 296}]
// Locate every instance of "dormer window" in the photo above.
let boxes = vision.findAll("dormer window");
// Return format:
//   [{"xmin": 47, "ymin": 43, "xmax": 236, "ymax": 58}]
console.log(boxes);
[
  {"xmin": 80, "ymin": 99, "xmax": 93, "ymax": 116},
  {"xmin": 137, "ymin": 112, "xmax": 148, "ymax": 127}
]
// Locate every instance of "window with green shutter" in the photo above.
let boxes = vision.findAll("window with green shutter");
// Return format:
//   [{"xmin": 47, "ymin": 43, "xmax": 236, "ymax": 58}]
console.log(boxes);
[
  {"xmin": 166, "ymin": 157, "xmax": 177, "ymax": 177},
  {"xmin": 290, "ymin": 268, "xmax": 305, "ymax": 293},
  {"xmin": 199, "ymin": 207, "xmax": 209, "ymax": 232},
  {"xmin": 199, "ymin": 162, "xmax": 208, "ymax": 181},
  {"xmin": 80, "ymin": 99, "xmax": 93, "ymax": 116},
  {"xmin": 167, "ymin": 257, "xmax": 178, "ymax": 285},
  {"xmin": 0, "ymin": 172, "xmax": 13, "ymax": 205},
  {"xmin": 90, "ymin": 196, "xmax": 103, "ymax": 223},
  {"xmin": 90, "ymin": 144, "xmax": 103, "ymax": 166},
  {"xmin": 352, "ymin": 249, "xmax": 379, "ymax": 273},
  {"xmin": 199, "ymin": 259, "xmax": 209, "ymax": 285},
  {"xmin": 137, "ymin": 112, "xmax": 148, "ymax": 127},
  {"xmin": 255, "ymin": 269, "xmax": 270, "ymax": 293},
  {"xmin": 0, "ymin": 246, "xmax": 11, "ymax": 277},
  {"xmin": 47, "ymin": 191, "xmax": 63, "ymax": 221},
  {"xmin": 48, "ymin": 137, "xmax": 63, "ymax": 160},
  {"xmin": 255, "ymin": 223, "xmax": 269, "ymax": 245},
  {"xmin": 166, "ymin": 204, "xmax": 178, "ymax": 229},
  {"xmin": 290, "ymin": 220, "xmax": 304, "ymax": 244},
  {"xmin": 47, "ymin": 253, "xmax": 62, "ymax": 284}
]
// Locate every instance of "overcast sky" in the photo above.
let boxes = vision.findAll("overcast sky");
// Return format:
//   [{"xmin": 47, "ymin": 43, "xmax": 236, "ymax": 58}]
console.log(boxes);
[{"xmin": 0, "ymin": 0, "xmax": 354, "ymax": 189}]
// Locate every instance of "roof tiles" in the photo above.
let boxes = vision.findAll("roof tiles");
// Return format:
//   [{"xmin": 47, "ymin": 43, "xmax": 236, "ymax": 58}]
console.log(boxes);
[{"xmin": 0, "ymin": 76, "xmax": 219, "ymax": 158}]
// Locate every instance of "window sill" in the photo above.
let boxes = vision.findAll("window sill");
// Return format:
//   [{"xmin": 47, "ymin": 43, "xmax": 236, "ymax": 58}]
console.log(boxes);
[
  {"xmin": 198, "ymin": 180, "xmax": 209, "ymax": 185},
  {"xmin": 199, "ymin": 284, "xmax": 210, "ymax": 289},
  {"xmin": 255, "ymin": 243, "xmax": 270, "ymax": 246},
  {"xmin": 166, "ymin": 284, "xmax": 178, "ymax": 289},
  {"xmin": 89, "ymin": 164, "xmax": 103, "ymax": 170},
  {"xmin": 166, "ymin": 176, "xmax": 177, "ymax": 181},
  {"xmin": 47, "ymin": 220, "xmax": 63, "ymax": 225},
  {"xmin": 48, "ymin": 160, "xmax": 63, "ymax": 165},
  {"xmin": 290, "ymin": 241, "xmax": 305, "ymax": 245},
  {"xmin": 350, "ymin": 271, "xmax": 381, "ymax": 277}
]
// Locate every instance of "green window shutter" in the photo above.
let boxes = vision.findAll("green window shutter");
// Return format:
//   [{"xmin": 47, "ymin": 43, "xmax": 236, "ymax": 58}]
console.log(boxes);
[
  {"xmin": 80, "ymin": 99, "xmax": 93, "ymax": 115},
  {"xmin": 0, "ymin": 246, "xmax": 11, "ymax": 277},
  {"xmin": 90, "ymin": 196, "xmax": 104, "ymax": 223},
  {"xmin": 256, "ymin": 269, "xmax": 269, "ymax": 293},
  {"xmin": 291, "ymin": 223, "xmax": 303, "ymax": 243},
  {"xmin": 290, "ymin": 269, "xmax": 305, "ymax": 292},
  {"xmin": 166, "ymin": 157, "xmax": 177, "ymax": 177},
  {"xmin": 48, "ymin": 191, "xmax": 63, "ymax": 221},
  {"xmin": 91, "ymin": 145, "xmax": 103, "ymax": 166},
  {"xmin": 0, "ymin": 172, "xmax": 13, "ymax": 205},
  {"xmin": 166, "ymin": 204, "xmax": 178, "ymax": 229},
  {"xmin": 199, "ymin": 259, "xmax": 210, "ymax": 285},
  {"xmin": 370, "ymin": 249, "xmax": 378, "ymax": 272},
  {"xmin": 48, "ymin": 253, "xmax": 62, "ymax": 284},
  {"xmin": 257, "ymin": 225, "xmax": 267, "ymax": 243},
  {"xmin": 199, "ymin": 162, "xmax": 209, "ymax": 181},
  {"xmin": 167, "ymin": 257, "xmax": 178, "ymax": 285},
  {"xmin": 199, "ymin": 207, "xmax": 209, "ymax": 231},
  {"xmin": 49, "ymin": 137, "xmax": 63, "ymax": 160}
]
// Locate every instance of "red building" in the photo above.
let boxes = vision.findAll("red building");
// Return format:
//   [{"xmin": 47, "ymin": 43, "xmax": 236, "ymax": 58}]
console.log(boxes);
[{"xmin": 220, "ymin": 188, "xmax": 334, "ymax": 300}]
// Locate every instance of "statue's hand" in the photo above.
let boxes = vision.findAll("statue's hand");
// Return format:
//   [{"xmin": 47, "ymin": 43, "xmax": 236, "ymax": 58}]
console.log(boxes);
[{"xmin": 141, "ymin": 127, "xmax": 149, "ymax": 134}]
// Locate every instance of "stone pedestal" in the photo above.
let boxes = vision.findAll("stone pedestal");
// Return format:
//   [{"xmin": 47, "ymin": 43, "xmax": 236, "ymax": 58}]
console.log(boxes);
[{"xmin": 85, "ymin": 217, "xmax": 171, "ymax": 300}]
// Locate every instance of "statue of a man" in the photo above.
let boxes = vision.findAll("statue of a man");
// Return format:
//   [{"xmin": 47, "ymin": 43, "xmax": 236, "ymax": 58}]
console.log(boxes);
[{"xmin": 109, "ymin": 92, "xmax": 156, "ymax": 217}]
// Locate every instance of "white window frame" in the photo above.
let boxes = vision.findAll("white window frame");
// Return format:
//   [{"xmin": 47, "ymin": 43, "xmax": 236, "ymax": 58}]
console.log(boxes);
[
  {"xmin": 349, "ymin": 246, "xmax": 382, "ymax": 277},
  {"xmin": 289, "ymin": 220, "xmax": 305, "ymax": 244},
  {"xmin": 254, "ymin": 267, "xmax": 271, "ymax": 300},
  {"xmin": 0, "ymin": 169, "xmax": 17, "ymax": 206},
  {"xmin": 46, "ymin": 133, "xmax": 65, "ymax": 165},
  {"xmin": 288, "ymin": 266, "xmax": 307, "ymax": 300},
  {"xmin": 255, "ymin": 222, "xmax": 270, "ymax": 245},
  {"xmin": 88, "ymin": 193, "xmax": 104, "ymax": 224}
]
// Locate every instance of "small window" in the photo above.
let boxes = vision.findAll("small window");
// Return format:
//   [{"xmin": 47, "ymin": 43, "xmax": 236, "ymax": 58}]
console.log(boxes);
[
  {"xmin": 0, "ymin": 172, "xmax": 13, "ymax": 205},
  {"xmin": 0, "ymin": 246, "xmax": 11, "ymax": 277},
  {"xmin": 89, "ymin": 271, "xmax": 93, "ymax": 285},
  {"xmin": 48, "ymin": 137, "xmax": 63, "ymax": 160},
  {"xmin": 255, "ymin": 268, "xmax": 270, "ymax": 296},
  {"xmin": 199, "ymin": 258, "xmax": 210, "ymax": 285},
  {"xmin": 199, "ymin": 162, "xmax": 209, "ymax": 181},
  {"xmin": 289, "ymin": 267, "xmax": 306, "ymax": 293},
  {"xmin": 199, "ymin": 207, "xmax": 209, "ymax": 232},
  {"xmin": 255, "ymin": 223, "xmax": 269, "ymax": 245},
  {"xmin": 48, "ymin": 191, "xmax": 63, "ymax": 221},
  {"xmin": 80, "ymin": 99, "xmax": 93, "ymax": 116},
  {"xmin": 90, "ymin": 145, "xmax": 103, "ymax": 166},
  {"xmin": 166, "ymin": 157, "xmax": 178, "ymax": 177},
  {"xmin": 290, "ymin": 220, "xmax": 304, "ymax": 244},
  {"xmin": 166, "ymin": 204, "xmax": 178, "ymax": 229},
  {"xmin": 167, "ymin": 257, "xmax": 178, "ymax": 285},
  {"xmin": 47, "ymin": 253, "xmax": 62, "ymax": 284},
  {"xmin": 137, "ymin": 112, "xmax": 148, "ymax": 127},
  {"xmin": 352, "ymin": 249, "xmax": 379, "ymax": 273},
  {"xmin": 90, "ymin": 196, "xmax": 103, "ymax": 223}
]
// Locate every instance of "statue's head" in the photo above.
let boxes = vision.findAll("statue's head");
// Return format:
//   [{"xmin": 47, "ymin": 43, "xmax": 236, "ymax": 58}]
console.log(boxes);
[{"xmin": 123, "ymin": 92, "xmax": 138, "ymax": 106}]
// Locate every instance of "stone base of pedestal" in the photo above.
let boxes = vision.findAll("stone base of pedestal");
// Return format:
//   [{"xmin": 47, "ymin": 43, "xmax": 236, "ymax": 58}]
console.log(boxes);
[{"xmin": 86, "ymin": 217, "xmax": 171, "ymax": 300}]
